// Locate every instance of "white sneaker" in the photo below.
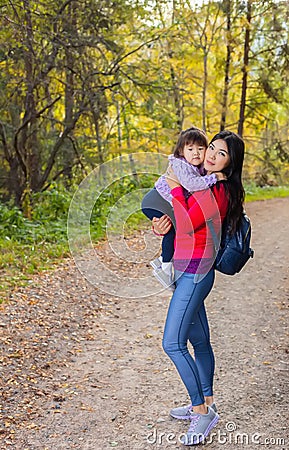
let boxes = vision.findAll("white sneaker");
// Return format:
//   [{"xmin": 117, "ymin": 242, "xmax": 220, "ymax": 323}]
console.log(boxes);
[
  {"xmin": 152, "ymin": 268, "xmax": 175, "ymax": 291},
  {"xmin": 150, "ymin": 257, "xmax": 162, "ymax": 270},
  {"xmin": 162, "ymin": 261, "xmax": 173, "ymax": 276}
]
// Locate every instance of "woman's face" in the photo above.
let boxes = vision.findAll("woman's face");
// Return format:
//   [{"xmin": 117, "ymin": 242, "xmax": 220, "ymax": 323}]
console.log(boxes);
[{"xmin": 204, "ymin": 139, "xmax": 230, "ymax": 173}]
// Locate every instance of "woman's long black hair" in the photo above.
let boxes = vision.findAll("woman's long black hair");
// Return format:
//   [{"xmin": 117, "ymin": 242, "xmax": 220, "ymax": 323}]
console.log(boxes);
[{"xmin": 210, "ymin": 130, "xmax": 245, "ymax": 233}]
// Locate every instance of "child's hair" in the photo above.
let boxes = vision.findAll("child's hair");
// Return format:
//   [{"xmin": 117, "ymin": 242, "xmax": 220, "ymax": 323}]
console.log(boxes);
[{"xmin": 173, "ymin": 126, "xmax": 208, "ymax": 158}]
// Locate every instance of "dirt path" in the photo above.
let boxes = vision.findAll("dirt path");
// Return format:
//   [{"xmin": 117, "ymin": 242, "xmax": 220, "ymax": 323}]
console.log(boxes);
[{"xmin": 1, "ymin": 198, "xmax": 289, "ymax": 450}]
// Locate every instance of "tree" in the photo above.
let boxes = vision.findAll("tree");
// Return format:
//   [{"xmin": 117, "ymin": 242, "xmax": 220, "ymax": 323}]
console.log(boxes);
[
  {"xmin": 0, "ymin": 0, "xmax": 136, "ymax": 205},
  {"xmin": 238, "ymin": 0, "xmax": 252, "ymax": 137},
  {"xmin": 220, "ymin": 0, "xmax": 232, "ymax": 131}
]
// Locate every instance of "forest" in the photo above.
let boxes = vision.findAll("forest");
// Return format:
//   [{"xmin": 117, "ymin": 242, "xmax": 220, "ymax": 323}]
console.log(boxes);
[{"xmin": 0, "ymin": 0, "xmax": 289, "ymax": 296}]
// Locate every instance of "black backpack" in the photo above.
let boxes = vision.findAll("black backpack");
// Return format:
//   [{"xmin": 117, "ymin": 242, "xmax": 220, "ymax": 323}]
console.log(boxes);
[{"xmin": 207, "ymin": 211, "xmax": 254, "ymax": 275}]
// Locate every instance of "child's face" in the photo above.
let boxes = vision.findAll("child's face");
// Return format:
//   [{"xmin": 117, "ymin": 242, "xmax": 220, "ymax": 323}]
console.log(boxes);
[{"xmin": 182, "ymin": 142, "xmax": 206, "ymax": 166}]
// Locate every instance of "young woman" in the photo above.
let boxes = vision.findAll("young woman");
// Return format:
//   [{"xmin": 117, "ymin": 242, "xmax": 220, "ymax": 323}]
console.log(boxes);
[
  {"xmin": 153, "ymin": 130, "xmax": 245, "ymax": 445},
  {"xmin": 141, "ymin": 127, "xmax": 218, "ymax": 290}
]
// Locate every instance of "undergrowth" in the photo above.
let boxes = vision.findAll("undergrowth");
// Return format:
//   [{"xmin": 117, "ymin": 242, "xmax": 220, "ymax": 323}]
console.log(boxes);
[{"xmin": 0, "ymin": 181, "xmax": 288, "ymax": 302}]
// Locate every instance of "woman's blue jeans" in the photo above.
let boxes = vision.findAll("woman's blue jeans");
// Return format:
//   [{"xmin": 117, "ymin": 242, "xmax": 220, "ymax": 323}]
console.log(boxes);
[{"xmin": 162, "ymin": 269, "xmax": 215, "ymax": 406}]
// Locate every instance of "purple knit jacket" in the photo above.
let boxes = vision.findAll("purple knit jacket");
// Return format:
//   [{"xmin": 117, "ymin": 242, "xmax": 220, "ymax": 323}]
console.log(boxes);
[{"xmin": 155, "ymin": 155, "xmax": 217, "ymax": 203}]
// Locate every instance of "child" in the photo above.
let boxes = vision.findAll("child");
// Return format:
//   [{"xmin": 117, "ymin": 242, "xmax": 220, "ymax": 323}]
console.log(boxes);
[{"xmin": 141, "ymin": 127, "xmax": 218, "ymax": 290}]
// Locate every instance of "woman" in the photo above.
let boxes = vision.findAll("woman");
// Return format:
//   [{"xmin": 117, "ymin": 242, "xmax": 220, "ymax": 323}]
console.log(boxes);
[{"xmin": 153, "ymin": 130, "xmax": 245, "ymax": 445}]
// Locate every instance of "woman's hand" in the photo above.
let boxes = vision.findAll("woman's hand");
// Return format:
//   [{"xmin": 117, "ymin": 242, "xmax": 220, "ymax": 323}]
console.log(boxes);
[
  {"xmin": 152, "ymin": 215, "xmax": 172, "ymax": 235},
  {"xmin": 165, "ymin": 165, "xmax": 181, "ymax": 189},
  {"xmin": 214, "ymin": 171, "xmax": 227, "ymax": 181}
]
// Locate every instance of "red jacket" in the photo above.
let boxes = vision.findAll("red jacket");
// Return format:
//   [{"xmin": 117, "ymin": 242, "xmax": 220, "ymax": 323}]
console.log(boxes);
[{"xmin": 171, "ymin": 182, "xmax": 229, "ymax": 273}]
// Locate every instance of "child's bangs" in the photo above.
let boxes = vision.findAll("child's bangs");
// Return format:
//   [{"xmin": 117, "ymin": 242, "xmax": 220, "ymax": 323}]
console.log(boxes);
[
  {"xmin": 183, "ymin": 129, "xmax": 208, "ymax": 147},
  {"xmin": 184, "ymin": 135, "xmax": 207, "ymax": 147}
]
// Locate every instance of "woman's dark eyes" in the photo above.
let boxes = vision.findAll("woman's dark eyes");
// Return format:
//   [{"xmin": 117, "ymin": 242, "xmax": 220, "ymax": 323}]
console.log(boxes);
[{"xmin": 209, "ymin": 146, "xmax": 226, "ymax": 157}]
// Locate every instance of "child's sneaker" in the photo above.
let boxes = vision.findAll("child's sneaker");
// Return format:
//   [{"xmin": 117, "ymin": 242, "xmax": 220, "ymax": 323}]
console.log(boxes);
[
  {"xmin": 180, "ymin": 405, "xmax": 219, "ymax": 446},
  {"xmin": 150, "ymin": 257, "xmax": 162, "ymax": 270},
  {"xmin": 170, "ymin": 402, "xmax": 217, "ymax": 420},
  {"xmin": 161, "ymin": 261, "xmax": 173, "ymax": 277},
  {"xmin": 152, "ymin": 268, "xmax": 175, "ymax": 291}
]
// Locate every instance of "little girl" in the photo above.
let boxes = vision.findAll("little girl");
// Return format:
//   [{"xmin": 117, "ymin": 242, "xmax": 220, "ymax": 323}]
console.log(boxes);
[{"xmin": 141, "ymin": 127, "xmax": 218, "ymax": 290}]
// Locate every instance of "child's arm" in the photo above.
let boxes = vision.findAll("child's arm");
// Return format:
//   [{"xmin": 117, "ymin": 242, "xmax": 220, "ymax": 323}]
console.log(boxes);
[
  {"xmin": 154, "ymin": 169, "xmax": 173, "ymax": 203},
  {"xmin": 169, "ymin": 156, "xmax": 217, "ymax": 192}
]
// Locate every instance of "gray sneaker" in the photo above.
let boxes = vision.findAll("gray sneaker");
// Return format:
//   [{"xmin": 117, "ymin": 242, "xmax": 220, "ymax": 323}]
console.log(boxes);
[
  {"xmin": 181, "ymin": 405, "xmax": 219, "ymax": 445},
  {"xmin": 150, "ymin": 257, "xmax": 162, "ymax": 270},
  {"xmin": 170, "ymin": 402, "xmax": 217, "ymax": 420},
  {"xmin": 152, "ymin": 268, "xmax": 175, "ymax": 291}
]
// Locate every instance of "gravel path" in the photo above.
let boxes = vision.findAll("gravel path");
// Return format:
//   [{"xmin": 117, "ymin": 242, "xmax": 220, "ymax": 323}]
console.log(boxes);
[{"xmin": 0, "ymin": 198, "xmax": 288, "ymax": 450}]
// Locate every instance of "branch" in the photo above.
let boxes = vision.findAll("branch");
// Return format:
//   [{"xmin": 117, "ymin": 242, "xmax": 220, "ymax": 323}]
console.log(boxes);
[
  {"xmin": 41, "ymin": 134, "xmax": 88, "ymax": 191},
  {"xmin": 41, "ymin": 167, "xmax": 73, "ymax": 192},
  {"xmin": 108, "ymin": 33, "xmax": 165, "ymax": 74},
  {"xmin": 245, "ymin": 151, "xmax": 280, "ymax": 173},
  {"xmin": 57, "ymin": 0, "xmax": 75, "ymax": 17},
  {"xmin": 14, "ymin": 95, "xmax": 61, "ymax": 139},
  {"xmin": 40, "ymin": 107, "xmax": 86, "ymax": 186},
  {"xmin": 66, "ymin": 135, "xmax": 88, "ymax": 176},
  {"xmin": 12, "ymin": 95, "xmax": 61, "ymax": 178}
]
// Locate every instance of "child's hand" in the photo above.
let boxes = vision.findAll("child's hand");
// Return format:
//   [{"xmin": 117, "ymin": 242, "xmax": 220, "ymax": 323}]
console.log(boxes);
[{"xmin": 152, "ymin": 215, "xmax": 172, "ymax": 235}]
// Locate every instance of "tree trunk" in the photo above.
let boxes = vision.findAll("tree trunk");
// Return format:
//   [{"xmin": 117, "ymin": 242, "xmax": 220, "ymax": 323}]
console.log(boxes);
[
  {"xmin": 8, "ymin": 158, "xmax": 23, "ymax": 205},
  {"xmin": 169, "ymin": 59, "xmax": 184, "ymax": 131},
  {"xmin": 168, "ymin": 1, "xmax": 183, "ymax": 131},
  {"xmin": 91, "ymin": 100, "xmax": 104, "ymax": 166},
  {"xmin": 202, "ymin": 51, "xmax": 208, "ymax": 132},
  {"xmin": 238, "ymin": 0, "xmax": 252, "ymax": 137},
  {"xmin": 116, "ymin": 98, "xmax": 122, "ymax": 151},
  {"xmin": 220, "ymin": 0, "xmax": 232, "ymax": 131},
  {"xmin": 63, "ymin": 1, "xmax": 76, "ymax": 182},
  {"xmin": 24, "ymin": 0, "xmax": 40, "ymax": 190},
  {"xmin": 123, "ymin": 106, "xmax": 131, "ymax": 150}
]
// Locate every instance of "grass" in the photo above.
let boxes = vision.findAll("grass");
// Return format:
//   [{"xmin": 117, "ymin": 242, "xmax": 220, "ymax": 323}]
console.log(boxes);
[
  {"xmin": 245, "ymin": 184, "xmax": 289, "ymax": 202},
  {"xmin": 0, "ymin": 238, "xmax": 70, "ymax": 302},
  {"xmin": 1, "ymin": 184, "xmax": 289, "ymax": 302}
]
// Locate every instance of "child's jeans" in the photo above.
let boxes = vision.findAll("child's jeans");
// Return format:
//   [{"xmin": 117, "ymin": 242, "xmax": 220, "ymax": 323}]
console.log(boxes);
[{"xmin": 141, "ymin": 188, "xmax": 175, "ymax": 262}]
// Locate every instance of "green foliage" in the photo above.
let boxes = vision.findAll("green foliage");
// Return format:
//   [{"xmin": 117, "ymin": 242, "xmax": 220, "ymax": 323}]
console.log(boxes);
[
  {"xmin": 0, "ymin": 189, "xmax": 71, "ymax": 301},
  {"xmin": 1, "ymin": 0, "xmax": 289, "ymax": 300},
  {"xmin": 1, "ymin": 0, "xmax": 288, "ymax": 205},
  {"xmin": 90, "ymin": 173, "xmax": 157, "ymax": 239},
  {"xmin": 0, "ymin": 174, "xmax": 157, "ymax": 300},
  {"xmin": 0, "ymin": 192, "xmax": 69, "ymax": 245},
  {"xmin": 244, "ymin": 183, "xmax": 289, "ymax": 202},
  {"xmin": 0, "ymin": 178, "xmax": 288, "ymax": 302}
]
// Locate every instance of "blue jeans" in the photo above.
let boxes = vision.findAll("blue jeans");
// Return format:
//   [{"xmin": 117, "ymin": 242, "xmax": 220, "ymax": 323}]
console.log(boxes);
[
  {"xmin": 162, "ymin": 269, "xmax": 215, "ymax": 406},
  {"xmin": 141, "ymin": 188, "xmax": 175, "ymax": 262}
]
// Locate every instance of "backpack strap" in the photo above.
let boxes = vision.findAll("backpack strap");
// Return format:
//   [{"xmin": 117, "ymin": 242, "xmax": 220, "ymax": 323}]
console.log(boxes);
[{"xmin": 207, "ymin": 219, "xmax": 219, "ymax": 252}]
